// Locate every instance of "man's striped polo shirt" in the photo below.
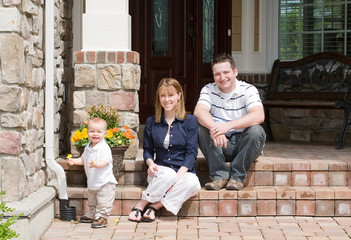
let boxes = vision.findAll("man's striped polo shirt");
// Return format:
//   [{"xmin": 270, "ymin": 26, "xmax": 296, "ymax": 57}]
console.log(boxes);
[{"xmin": 197, "ymin": 79, "xmax": 262, "ymax": 133}]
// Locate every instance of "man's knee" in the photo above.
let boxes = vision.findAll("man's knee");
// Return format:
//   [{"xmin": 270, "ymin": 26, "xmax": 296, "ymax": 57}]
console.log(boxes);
[{"xmin": 245, "ymin": 125, "xmax": 266, "ymax": 141}]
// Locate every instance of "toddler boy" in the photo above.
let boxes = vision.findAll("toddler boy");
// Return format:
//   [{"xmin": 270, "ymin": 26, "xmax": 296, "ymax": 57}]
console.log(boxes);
[{"xmin": 67, "ymin": 117, "xmax": 116, "ymax": 228}]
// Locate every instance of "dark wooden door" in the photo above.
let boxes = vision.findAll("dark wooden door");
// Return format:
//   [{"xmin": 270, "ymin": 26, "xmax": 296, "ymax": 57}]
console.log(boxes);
[{"xmin": 130, "ymin": 0, "xmax": 231, "ymax": 123}]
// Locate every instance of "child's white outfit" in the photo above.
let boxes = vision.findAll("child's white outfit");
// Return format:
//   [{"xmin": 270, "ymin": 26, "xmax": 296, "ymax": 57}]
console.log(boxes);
[{"xmin": 81, "ymin": 139, "xmax": 117, "ymax": 220}]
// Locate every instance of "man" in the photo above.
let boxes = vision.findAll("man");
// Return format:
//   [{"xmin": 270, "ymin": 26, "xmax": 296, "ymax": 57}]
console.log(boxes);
[{"xmin": 194, "ymin": 54, "xmax": 266, "ymax": 190}]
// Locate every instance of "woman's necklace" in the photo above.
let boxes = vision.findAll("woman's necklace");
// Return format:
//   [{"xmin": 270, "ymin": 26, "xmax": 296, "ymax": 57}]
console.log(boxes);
[{"xmin": 165, "ymin": 115, "xmax": 175, "ymax": 126}]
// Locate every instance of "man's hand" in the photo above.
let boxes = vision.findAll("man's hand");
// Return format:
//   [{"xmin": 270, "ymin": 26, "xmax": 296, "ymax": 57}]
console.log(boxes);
[
  {"xmin": 212, "ymin": 134, "xmax": 228, "ymax": 148},
  {"xmin": 210, "ymin": 122, "xmax": 230, "ymax": 148},
  {"xmin": 210, "ymin": 122, "xmax": 231, "ymax": 137}
]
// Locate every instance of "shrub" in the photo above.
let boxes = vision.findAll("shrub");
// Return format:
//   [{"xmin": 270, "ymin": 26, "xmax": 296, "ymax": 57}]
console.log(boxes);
[{"xmin": 0, "ymin": 191, "xmax": 22, "ymax": 240}]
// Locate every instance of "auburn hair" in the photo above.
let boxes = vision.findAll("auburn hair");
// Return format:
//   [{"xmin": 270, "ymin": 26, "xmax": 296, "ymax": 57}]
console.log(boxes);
[{"xmin": 154, "ymin": 78, "xmax": 186, "ymax": 123}]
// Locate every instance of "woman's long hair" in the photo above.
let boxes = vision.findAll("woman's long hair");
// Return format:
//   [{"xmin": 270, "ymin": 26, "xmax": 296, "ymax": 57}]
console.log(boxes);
[{"xmin": 155, "ymin": 78, "xmax": 186, "ymax": 123}]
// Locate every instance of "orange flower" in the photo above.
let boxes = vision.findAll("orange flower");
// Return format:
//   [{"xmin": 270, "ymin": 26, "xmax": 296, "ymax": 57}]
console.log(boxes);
[
  {"xmin": 112, "ymin": 127, "xmax": 119, "ymax": 133},
  {"xmin": 124, "ymin": 125, "xmax": 129, "ymax": 130},
  {"xmin": 124, "ymin": 130, "xmax": 135, "ymax": 139}
]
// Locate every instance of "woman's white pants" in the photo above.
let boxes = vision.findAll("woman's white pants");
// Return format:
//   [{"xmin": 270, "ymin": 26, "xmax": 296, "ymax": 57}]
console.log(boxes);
[{"xmin": 142, "ymin": 166, "xmax": 201, "ymax": 215}]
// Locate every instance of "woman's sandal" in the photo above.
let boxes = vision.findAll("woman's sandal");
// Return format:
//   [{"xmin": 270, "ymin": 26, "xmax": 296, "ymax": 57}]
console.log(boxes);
[
  {"xmin": 142, "ymin": 206, "xmax": 157, "ymax": 222},
  {"xmin": 128, "ymin": 207, "xmax": 143, "ymax": 222}
]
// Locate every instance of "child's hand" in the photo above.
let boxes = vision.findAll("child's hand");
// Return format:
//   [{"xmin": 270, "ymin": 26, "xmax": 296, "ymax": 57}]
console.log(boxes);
[
  {"xmin": 66, "ymin": 154, "xmax": 74, "ymax": 166},
  {"xmin": 67, "ymin": 158, "xmax": 75, "ymax": 166},
  {"xmin": 88, "ymin": 160, "xmax": 96, "ymax": 168}
]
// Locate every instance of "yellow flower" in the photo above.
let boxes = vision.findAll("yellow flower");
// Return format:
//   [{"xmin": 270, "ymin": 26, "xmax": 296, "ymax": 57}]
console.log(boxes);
[
  {"xmin": 106, "ymin": 129, "xmax": 113, "ymax": 138},
  {"xmin": 71, "ymin": 105, "xmax": 135, "ymax": 148},
  {"xmin": 66, "ymin": 154, "xmax": 72, "ymax": 159},
  {"xmin": 72, "ymin": 130, "xmax": 83, "ymax": 142},
  {"xmin": 81, "ymin": 128, "xmax": 88, "ymax": 138}
]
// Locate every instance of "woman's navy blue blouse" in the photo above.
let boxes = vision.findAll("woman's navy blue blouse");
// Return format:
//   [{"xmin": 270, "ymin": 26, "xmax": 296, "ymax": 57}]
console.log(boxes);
[{"xmin": 143, "ymin": 113, "xmax": 199, "ymax": 173}]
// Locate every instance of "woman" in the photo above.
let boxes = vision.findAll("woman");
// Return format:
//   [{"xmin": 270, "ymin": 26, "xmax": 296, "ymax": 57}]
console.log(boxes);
[{"xmin": 128, "ymin": 78, "xmax": 201, "ymax": 222}]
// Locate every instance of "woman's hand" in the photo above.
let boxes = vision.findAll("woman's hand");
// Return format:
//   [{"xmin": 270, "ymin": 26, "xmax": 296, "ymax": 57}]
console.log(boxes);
[
  {"xmin": 168, "ymin": 166, "xmax": 188, "ymax": 192},
  {"xmin": 147, "ymin": 163, "xmax": 159, "ymax": 177}
]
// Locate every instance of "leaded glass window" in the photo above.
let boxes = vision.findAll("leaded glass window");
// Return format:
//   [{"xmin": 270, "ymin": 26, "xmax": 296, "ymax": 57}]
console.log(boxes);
[
  {"xmin": 203, "ymin": 0, "xmax": 214, "ymax": 63},
  {"xmin": 152, "ymin": 0, "xmax": 169, "ymax": 56}
]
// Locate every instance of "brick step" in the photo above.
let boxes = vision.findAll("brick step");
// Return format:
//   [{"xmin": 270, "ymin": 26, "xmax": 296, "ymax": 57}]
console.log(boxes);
[
  {"xmin": 61, "ymin": 185, "xmax": 351, "ymax": 217},
  {"xmin": 57, "ymin": 154, "xmax": 351, "ymax": 188}
]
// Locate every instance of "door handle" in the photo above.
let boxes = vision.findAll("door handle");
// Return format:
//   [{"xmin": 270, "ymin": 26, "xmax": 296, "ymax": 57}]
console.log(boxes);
[
  {"xmin": 188, "ymin": 15, "xmax": 194, "ymax": 57},
  {"xmin": 188, "ymin": 27, "xmax": 195, "ymax": 57}
]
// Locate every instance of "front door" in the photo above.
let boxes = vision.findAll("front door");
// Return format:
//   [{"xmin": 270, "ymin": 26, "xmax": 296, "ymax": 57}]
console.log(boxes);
[{"xmin": 130, "ymin": 0, "xmax": 231, "ymax": 123}]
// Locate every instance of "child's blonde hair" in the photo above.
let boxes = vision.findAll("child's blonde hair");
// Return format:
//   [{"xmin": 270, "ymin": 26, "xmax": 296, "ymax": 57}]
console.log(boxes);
[{"xmin": 88, "ymin": 117, "xmax": 107, "ymax": 130}]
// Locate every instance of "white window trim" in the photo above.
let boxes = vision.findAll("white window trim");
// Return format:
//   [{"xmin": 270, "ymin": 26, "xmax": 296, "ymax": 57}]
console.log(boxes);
[
  {"xmin": 232, "ymin": 0, "xmax": 279, "ymax": 73},
  {"xmin": 266, "ymin": 0, "xmax": 279, "ymax": 72}
]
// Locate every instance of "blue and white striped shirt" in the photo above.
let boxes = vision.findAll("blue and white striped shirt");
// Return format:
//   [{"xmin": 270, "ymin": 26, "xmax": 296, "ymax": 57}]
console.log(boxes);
[{"xmin": 197, "ymin": 79, "xmax": 262, "ymax": 133}]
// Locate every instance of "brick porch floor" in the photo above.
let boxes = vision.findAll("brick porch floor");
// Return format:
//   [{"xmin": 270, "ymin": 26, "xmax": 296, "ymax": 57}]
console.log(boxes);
[{"xmin": 42, "ymin": 216, "xmax": 351, "ymax": 239}]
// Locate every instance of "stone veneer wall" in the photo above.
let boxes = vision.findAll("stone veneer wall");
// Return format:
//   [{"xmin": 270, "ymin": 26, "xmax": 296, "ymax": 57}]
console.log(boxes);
[
  {"xmin": 239, "ymin": 73, "xmax": 349, "ymax": 145},
  {"xmin": 72, "ymin": 51, "xmax": 140, "ymax": 158},
  {"xmin": 0, "ymin": 0, "xmax": 73, "ymax": 202}
]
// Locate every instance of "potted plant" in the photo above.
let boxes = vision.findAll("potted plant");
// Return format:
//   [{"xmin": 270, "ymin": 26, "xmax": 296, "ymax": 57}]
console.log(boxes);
[{"xmin": 71, "ymin": 105, "xmax": 135, "ymax": 180}]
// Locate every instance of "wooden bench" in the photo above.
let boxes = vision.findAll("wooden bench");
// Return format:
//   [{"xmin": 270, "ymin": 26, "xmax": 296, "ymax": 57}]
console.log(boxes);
[{"xmin": 256, "ymin": 52, "xmax": 351, "ymax": 149}]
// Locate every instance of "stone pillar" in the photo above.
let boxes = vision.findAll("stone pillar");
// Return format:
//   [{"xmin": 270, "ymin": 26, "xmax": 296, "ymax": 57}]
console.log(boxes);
[
  {"xmin": 73, "ymin": 0, "xmax": 139, "ymax": 162},
  {"xmin": 82, "ymin": 0, "xmax": 131, "ymax": 51},
  {"xmin": 72, "ymin": 51, "xmax": 140, "ymax": 158}
]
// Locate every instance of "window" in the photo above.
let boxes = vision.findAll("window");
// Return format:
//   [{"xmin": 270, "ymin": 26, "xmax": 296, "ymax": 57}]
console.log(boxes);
[
  {"xmin": 203, "ymin": 0, "xmax": 214, "ymax": 63},
  {"xmin": 152, "ymin": 0, "xmax": 169, "ymax": 56},
  {"xmin": 279, "ymin": 0, "xmax": 351, "ymax": 60}
]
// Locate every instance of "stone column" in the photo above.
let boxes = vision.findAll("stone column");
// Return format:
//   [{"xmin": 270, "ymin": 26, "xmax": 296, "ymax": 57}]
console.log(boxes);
[
  {"xmin": 82, "ymin": 0, "xmax": 131, "ymax": 51},
  {"xmin": 72, "ymin": 51, "xmax": 140, "ymax": 159}
]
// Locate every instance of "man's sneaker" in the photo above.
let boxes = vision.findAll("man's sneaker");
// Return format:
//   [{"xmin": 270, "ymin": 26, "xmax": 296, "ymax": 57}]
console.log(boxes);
[
  {"xmin": 226, "ymin": 179, "xmax": 243, "ymax": 190},
  {"xmin": 205, "ymin": 179, "xmax": 228, "ymax": 190},
  {"xmin": 79, "ymin": 215, "xmax": 94, "ymax": 223},
  {"xmin": 91, "ymin": 217, "xmax": 108, "ymax": 228}
]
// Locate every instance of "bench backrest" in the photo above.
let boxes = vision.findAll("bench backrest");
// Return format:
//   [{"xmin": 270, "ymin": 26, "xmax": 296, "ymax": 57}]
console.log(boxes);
[{"xmin": 266, "ymin": 52, "xmax": 351, "ymax": 101}]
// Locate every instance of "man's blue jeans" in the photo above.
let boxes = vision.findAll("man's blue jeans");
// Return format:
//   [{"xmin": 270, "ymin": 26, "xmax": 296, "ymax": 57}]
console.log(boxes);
[{"xmin": 198, "ymin": 124, "xmax": 266, "ymax": 183}]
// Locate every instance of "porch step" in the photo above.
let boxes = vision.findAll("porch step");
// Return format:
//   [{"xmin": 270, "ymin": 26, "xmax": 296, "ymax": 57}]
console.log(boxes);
[
  {"xmin": 60, "ymin": 185, "xmax": 351, "ymax": 217},
  {"xmin": 58, "ymin": 143, "xmax": 351, "ymax": 188},
  {"xmin": 57, "ymin": 142, "xmax": 351, "ymax": 218}
]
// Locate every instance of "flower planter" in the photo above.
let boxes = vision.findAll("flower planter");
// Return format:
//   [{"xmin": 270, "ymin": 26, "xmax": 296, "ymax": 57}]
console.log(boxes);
[
  {"xmin": 77, "ymin": 145, "xmax": 128, "ymax": 181},
  {"xmin": 111, "ymin": 145, "xmax": 129, "ymax": 180}
]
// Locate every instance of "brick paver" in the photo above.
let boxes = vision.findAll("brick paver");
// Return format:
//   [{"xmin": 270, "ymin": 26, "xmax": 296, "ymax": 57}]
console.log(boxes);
[{"xmin": 41, "ymin": 216, "xmax": 351, "ymax": 240}]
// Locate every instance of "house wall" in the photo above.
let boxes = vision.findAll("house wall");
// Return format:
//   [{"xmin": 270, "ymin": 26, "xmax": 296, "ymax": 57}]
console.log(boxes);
[{"xmin": 0, "ymin": 0, "xmax": 73, "ymax": 202}]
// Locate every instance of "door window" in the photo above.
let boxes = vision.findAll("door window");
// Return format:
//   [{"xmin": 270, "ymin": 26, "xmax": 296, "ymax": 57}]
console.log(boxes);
[
  {"xmin": 203, "ymin": 0, "xmax": 215, "ymax": 63},
  {"xmin": 152, "ymin": 0, "xmax": 169, "ymax": 56}
]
